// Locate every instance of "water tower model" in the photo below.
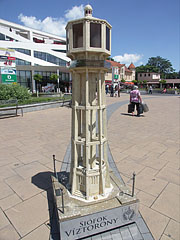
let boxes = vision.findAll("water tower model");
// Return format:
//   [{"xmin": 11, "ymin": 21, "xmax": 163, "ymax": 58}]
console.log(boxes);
[
  {"xmin": 67, "ymin": 4, "xmax": 111, "ymax": 200},
  {"xmin": 52, "ymin": 5, "xmax": 139, "ymax": 240}
]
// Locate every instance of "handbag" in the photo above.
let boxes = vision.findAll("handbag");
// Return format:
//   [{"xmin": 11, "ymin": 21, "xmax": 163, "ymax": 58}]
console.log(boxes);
[
  {"xmin": 138, "ymin": 103, "xmax": 144, "ymax": 114},
  {"xmin": 128, "ymin": 103, "xmax": 133, "ymax": 113},
  {"xmin": 142, "ymin": 102, "xmax": 149, "ymax": 112}
]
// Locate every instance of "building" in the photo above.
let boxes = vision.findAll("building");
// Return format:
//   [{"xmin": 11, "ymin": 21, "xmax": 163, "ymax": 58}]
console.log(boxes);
[
  {"xmin": 137, "ymin": 72, "xmax": 160, "ymax": 86},
  {"xmin": 105, "ymin": 60, "xmax": 136, "ymax": 87},
  {"xmin": 0, "ymin": 18, "xmax": 71, "ymax": 92},
  {"xmin": 138, "ymin": 72, "xmax": 180, "ymax": 88}
]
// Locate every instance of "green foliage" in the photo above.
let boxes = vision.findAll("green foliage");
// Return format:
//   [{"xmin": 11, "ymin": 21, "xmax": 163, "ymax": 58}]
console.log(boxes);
[
  {"xmin": 0, "ymin": 84, "xmax": 31, "ymax": 100},
  {"xmin": 159, "ymin": 80, "xmax": 166, "ymax": 84},
  {"xmin": 132, "ymin": 80, "xmax": 137, "ymax": 84},
  {"xmin": 33, "ymin": 74, "xmax": 42, "ymax": 83},
  {"xmin": 50, "ymin": 74, "xmax": 58, "ymax": 82},
  {"xmin": 107, "ymin": 57, "xmax": 114, "ymax": 61},
  {"xmin": 136, "ymin": 64, "xmax": 159, "ymax": 73},
  {"xmin": 121, "ymin": 79, "xmax": 125, "ymax": 83},
  {"xmin": 147, "ymin": 56, "xmax": 174, "ymax": 74}
]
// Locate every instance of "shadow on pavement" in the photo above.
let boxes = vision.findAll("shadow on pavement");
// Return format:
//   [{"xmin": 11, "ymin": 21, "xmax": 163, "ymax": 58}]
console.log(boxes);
[
  {"xmin": 32, "ymin": 171, "xmax": 60, "ymax": 240},
  {"xmin": 121, "ymin": 113, "xmax": 145, "ymax": 117}
]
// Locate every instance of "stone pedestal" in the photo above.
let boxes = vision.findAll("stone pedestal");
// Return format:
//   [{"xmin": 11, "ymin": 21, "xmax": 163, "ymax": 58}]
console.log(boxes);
[{"xmin": 52, "ymin": 169, "xmax": 139, "ymax": 240}]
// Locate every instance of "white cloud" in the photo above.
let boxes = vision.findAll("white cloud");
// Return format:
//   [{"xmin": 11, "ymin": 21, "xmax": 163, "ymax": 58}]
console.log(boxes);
[
  {"xmin": 65, "ymin": 5, "xmax": 84, "ymax": 20},
  {"xmin": 113, "ymin": 53, "xmax": 143, "ymax": 66},
  {"xmin": 18, "ymin": 5, "xmax": 84, "ymax": 37}
]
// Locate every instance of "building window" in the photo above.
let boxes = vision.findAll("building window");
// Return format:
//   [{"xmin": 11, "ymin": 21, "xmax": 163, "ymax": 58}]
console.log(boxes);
[
  {"xmin": 34, "ymin": 51, "xmax": 67, "ymax": 66},
  {"xmin": 144, "ymin": 74, "xmax": 146, "ymax": 77},
  {"xmin": 16, "ymin": 58, "xmax": 31, "ymax": 65},
  {"xmin": 0, "ymin": 33, "xmax": 5, "ymax": 40},
  {"xmin": 73, "ymin": 23, "xmax": 83, "ymax": 48},
  {"xmin": 14, "ymin": 48, "xmax": 31, "ymax": 55},
  {"xmin": 140, "ymin": 74, "xmax": 142, "ymax": 77},
  {"xmin": 148, "ymin": 73, "xmax": 150, "ymax": 76},
  {"xmin": 90, "ymin": 23, "xmax": 101, "ymax": 48},
  {"xmin": 17, "ymin": 70, "xmax": 32, "ymax": 89},
  {"xmin": 106, "ymin": 26, "xmax": 110, "ymax": 51}
]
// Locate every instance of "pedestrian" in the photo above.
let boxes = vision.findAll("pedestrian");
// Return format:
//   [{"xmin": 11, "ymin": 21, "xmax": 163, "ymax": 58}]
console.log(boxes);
[
  {"xmin": 149, "ymin": 85, "xmax": 153, "ymax": 94},
  {"xmin": 118, "ymin": 85, "xmax": 120, "ymax": 97},
  {"xmin": 130, "ymin": 85, "xmax": 142, "ymax": 117},
  {"xmin": 110, "ymin": 85, "xmax": 114, "ymax": 97},
  {"xmin": 105, "ymin": 85, "xmax": 109, "ymax": 95},
  {"xmin": 115, "ymin": 85, "xmax": 118, "ymax": 97}
]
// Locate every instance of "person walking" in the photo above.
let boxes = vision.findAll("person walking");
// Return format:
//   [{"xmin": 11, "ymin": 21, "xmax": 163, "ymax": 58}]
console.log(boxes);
[
  {"xmin": 118, "ymin": 84, "xmax": 121, "ymax": 97},
  {"xmin": 130, "ymin": 85, "xmax": 142, "ymax": 116},
  {"xmin": 149, "ymin": 85, "xmax": 153, "ymax": 94},
  {"xmin": 110, "ymin": 85, "xmax": 114, "ymax": 97}
]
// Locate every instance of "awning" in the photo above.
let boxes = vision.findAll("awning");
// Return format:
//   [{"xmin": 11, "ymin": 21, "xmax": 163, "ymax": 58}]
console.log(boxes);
[{"xmin": 124, "ymin": 82, "xmax": 134, "ymax": 85}]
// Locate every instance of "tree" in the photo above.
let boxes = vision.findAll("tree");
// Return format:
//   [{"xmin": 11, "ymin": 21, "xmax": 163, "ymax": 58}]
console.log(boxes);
[
  {"xmin": 50, "ymin": 74, "xmax": 59, "ymax": 92},
  {"xmin": 159, "ymin": 79, "xmax": 166, "ymax": 89},
  {"xmin": 50, "ymin": 74, "xmax": 58, "ymax": 83},
  {"xmin": 33, "ymin": 74, "xmax": 42, "ymax": 97},
  {"xmin": 147, "ymin": 56, "xmax": 174, "ymax": 77},
  {"xmin": 107, "ymin": 57, "xmax": 114, "ymax": 61}
]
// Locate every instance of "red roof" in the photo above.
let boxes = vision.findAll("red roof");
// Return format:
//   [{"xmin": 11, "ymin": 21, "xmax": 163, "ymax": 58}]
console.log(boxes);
[
  {"xmin": 128, "ymin": 63, "xmax": 135, "ymax": 69},
  {"xmin": 125, "ymin": 66, "xmax": 132, "ymax": 73},
  {"xmin": 106, "ymin": 60, "xmax": 125, "ymax": 68}
]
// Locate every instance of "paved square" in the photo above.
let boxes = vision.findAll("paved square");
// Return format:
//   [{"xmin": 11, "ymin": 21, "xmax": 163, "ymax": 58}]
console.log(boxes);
[{"xmin": 0, "ymin": 93, "xmax": 179, "ymax": 239}]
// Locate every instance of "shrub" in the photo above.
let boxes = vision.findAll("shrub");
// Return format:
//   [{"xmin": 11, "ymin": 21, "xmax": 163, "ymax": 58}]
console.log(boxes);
[{"xmin": 0, "ymin": 84, "xmax": 31, "ymax": 100}]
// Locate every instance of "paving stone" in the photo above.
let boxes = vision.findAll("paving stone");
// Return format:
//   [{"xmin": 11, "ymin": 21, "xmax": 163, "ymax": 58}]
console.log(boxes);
[
  {"xmin": 136, "ymin": 191, "xmax": 156, "ymax": 208},
  {"xmin": 15, "ymin": 152, "xmax": 47, "ymax": 164},
  {"xmin": 10, "ymin": 178, "xmax": 43, "ymax": 200},
  {"xmin": 159, "ymin": 234, "xmax": 171, "ymax": 240},
  {"xmin": 0, "ymin": 181, "xmax": 14, "ymax": 200},
  {"xmin": 139, "ymin": 204, "xmax": 169, "ymax": 240},
  {"xmin": 151, "ymin": 183, "xmax": 180, "ymax": 222},
  {"xmin": 0, "ymin": 224, "xmax": 20, "ymax": 240},
  {"xmin": 164, "ymin": 219, "xmax": 180, "ymax": 240},
  {"xmin": 0, "ymin": 193, "xmax": 22, "ymax": 210},
  {"xmin": 14, "ymin": 161, "xmax": 50, "ymax": 180},
  {"xmin": 0, "ymin": 208, "xmax": 10, "ymax": 230},
  {"xmin": 116, "ymin": 158, "xmax": 145, "ymax": 176},
  {"xmin": 5, "ymin": 194, "xmax": 49, "ymax": 237},
  {"xmin": 5, "ymin": 174, "xmax": 24, "ymax": 185},
  {"xmin": 156, "ymin": 166, "xmax": 180, "ymax": 185},
  {"xmin": 0, "ymin": 165, "xmax": 17, "ymax": 182},
  {"xmin": 135, "ymin": 167, "xmax": 168, "ymax": 197},
  {"xmin": 21, "ymin": 224, "xmax": 50, "ymax": 240}
]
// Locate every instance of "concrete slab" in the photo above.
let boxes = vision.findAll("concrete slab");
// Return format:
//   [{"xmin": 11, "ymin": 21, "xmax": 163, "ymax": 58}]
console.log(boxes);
[{"xmin": 5, "ymin": 194, "xmax": 49, "ymax": 237}]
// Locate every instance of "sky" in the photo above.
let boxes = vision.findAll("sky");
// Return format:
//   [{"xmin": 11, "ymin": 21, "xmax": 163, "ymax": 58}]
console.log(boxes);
[{"xmin": 0, "ymin": 0, "xmax": 179, "ymax": 71}]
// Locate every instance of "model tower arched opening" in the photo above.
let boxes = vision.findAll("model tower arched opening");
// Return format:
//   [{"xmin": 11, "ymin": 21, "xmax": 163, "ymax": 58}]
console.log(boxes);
[{"xmin": 66, "ymin": 5, "xmax": 112, "ymax": 200}]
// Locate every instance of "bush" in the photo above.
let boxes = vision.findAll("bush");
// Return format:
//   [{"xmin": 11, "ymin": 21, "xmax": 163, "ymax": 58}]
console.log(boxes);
[{"xmin": 0, "ymin": 84, "xmax": 31, "ymax": 100}]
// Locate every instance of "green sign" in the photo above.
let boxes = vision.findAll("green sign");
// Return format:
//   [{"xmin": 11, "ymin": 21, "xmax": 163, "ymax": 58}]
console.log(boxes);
[
  {"xmin": 2, "ymin": 74, "xmax": 17, "ymax": 84},
  {"xmin": 114, "ymin": 74, "xmax": 119, "ymax": 80}
]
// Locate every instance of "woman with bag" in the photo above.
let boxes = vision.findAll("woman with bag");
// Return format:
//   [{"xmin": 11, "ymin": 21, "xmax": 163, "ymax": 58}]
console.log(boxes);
[{"xmin": 129, "ymin": 85, "xmax": 142, "ymax": 117}]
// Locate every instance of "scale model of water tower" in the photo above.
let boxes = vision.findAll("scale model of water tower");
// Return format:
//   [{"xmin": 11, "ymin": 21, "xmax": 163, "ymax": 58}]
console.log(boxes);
[{"xmin": 66, "ymin": 5, "xmax": 112, "ymax": 200}]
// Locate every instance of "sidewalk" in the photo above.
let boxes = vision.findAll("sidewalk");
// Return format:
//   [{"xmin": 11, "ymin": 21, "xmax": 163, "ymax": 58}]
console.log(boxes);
[{"xmin": 0, "ymin": 93, "xmax": 179, "ymax": 239}]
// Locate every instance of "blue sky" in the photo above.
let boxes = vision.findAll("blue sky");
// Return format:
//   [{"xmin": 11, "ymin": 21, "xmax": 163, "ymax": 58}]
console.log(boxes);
[{"xmin": 0, "ymin": 0, "xmax": 179, "ymax": 71}]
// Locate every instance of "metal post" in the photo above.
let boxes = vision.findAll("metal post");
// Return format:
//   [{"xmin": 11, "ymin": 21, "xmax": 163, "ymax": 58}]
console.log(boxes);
[
  {"xmin": 132, "ymin": 172, "xmax": 136, "ymax": 197},
  {"xmin": 61, "ymin": 189, "xmax": 65, "ymax": 213},
  {"xmin": 57, "ymin": 69, "xmax": 60, "ymax": 93},
  {"xmin": 53, "ymin": 154, "xmax": 58, "ymax": 179}
]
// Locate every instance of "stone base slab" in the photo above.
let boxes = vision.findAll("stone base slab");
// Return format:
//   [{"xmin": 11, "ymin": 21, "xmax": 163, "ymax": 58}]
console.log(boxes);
[{"xmin": 52, "ymin": 170, "xmax": 139, "ymax": 240}]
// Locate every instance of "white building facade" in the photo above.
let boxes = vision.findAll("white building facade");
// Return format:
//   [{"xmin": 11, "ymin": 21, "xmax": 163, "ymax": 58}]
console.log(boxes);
[{"xmin": 0, "ymin": 18, "xmax": 71, "ymax": 92}]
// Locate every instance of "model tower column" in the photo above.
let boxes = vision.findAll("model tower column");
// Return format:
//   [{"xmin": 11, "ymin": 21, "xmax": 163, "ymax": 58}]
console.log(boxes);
[{"xmin": 66, "ymin": 5, "xmax": 112, "ymax": 200}]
